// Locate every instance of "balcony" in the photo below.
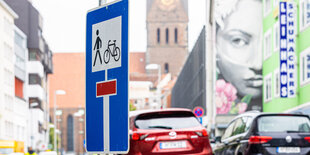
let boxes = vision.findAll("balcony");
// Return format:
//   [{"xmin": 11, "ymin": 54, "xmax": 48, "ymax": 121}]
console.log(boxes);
[
  {"xmin": 28, "ymin": 61, "xmax": 44, "ymax": 77},
  {"xmin": 28, "ymin": 85, "xmax": 44, "ymax": 101}
]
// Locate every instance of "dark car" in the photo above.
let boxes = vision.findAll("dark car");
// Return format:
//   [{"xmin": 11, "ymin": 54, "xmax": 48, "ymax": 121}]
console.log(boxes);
[
  {"xmin": 213, "ymin": 111, "xmax": 310, "ymax": 155},
  {"xmin": 128, "ymin": 108, "xmax": 213, "ymax": 155}
]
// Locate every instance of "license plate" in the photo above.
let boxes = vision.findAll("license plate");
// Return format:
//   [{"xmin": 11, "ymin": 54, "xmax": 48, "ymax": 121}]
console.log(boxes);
[
  {"xmin": 277, "ymin": 147, "xmax": 300, "ymax": 153},
  {"xmin": 159, "ymin": 141, "xmax": 187, "ymax": 149}
]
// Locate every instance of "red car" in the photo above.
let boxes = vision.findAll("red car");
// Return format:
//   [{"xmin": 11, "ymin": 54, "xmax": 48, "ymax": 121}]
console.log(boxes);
[{"xmin": 128, "ymin": 108, "xmax": 212, "ymax": 155}]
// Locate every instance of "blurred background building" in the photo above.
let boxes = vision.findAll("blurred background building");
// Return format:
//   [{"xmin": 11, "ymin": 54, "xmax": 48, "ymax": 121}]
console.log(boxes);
[{"xmin": 49, "ymin": 53, "xmax": 85, "ymax": 155}]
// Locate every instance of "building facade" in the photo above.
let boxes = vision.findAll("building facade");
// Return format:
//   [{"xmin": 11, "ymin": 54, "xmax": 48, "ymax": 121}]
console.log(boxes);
[
  {"xmin": 0, "ymin": 0, "xmax": 19, "ymax": 152},
  {"xmin": 5, "ymin": 0, "xmax": 53, "ymax": 151},
  {"xmin": 146, "ymin": 0, "xmax": 188, "ymax": 76},
  {"xmin": 262, "ymin": 0, "xmax": 310, "ymax": 112}
]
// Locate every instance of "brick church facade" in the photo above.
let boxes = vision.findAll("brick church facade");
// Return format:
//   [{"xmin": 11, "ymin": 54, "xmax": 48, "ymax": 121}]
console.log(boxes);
[{"xmin": 146, "ymin": 0, "xmax": 188, "ymax": 76}]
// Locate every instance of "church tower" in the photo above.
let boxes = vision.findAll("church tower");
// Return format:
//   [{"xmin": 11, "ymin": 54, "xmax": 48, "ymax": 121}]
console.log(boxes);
[{"xmin": 146, "ymin": 0, "xmax": 188, "ymax": 76}]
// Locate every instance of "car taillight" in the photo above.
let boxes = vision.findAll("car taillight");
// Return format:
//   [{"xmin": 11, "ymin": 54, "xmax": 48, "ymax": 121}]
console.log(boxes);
[
  {"xmin": 249, "ymin": 136, "xmax": 272, "ymax": 144},
  {"xmin": 304, "ymin": 137, "xmax": 310, "ymax": 143},
  {"xmin": 196, "ymin": 129, "xmax": 208, "ymax": 137},
  {"xmin": 131, "ymin": 133, "xmax": 140, "ymax": 140},
  {"xmin": 130, "ymin": 133, "xmax": 148, "ymax": 141}
]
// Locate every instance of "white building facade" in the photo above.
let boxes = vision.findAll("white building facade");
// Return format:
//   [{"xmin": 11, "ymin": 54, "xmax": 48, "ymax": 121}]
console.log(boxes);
[{"xmin": 0, "ymin": 0, "xmax": 19, "ymax": 153}]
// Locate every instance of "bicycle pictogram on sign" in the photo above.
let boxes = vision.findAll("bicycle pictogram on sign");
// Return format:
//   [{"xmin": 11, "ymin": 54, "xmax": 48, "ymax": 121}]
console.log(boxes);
[{"xmin": 104, "ymin": 40, "xmax": 121, "ymax": 64}]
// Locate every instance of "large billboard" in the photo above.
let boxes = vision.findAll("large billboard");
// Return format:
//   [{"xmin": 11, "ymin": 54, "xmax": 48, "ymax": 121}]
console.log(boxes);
[{"xmin": 214, "ymin": 0, "xmax": 263, "ymax": 114}]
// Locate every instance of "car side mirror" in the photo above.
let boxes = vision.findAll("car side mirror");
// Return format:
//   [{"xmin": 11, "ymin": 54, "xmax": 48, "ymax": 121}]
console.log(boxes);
[{"xmin": 215, "ymin": 136, "xmax": 222, "ymax": 143}]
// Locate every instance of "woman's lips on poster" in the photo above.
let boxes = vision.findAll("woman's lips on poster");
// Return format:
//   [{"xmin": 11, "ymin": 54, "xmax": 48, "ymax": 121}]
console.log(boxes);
[{"xmin": 244, "ymin": 76, "xmax": 262, "ymax": 87}]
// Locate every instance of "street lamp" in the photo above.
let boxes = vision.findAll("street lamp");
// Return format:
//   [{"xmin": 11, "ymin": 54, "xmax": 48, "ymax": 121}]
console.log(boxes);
[
  {"xmin": 146, "ymin": 64, "xmax": 161, "ymax": 109},
  {"xmin": 54, "ymin": 90, "xmax": 66, "ymax": 152}
]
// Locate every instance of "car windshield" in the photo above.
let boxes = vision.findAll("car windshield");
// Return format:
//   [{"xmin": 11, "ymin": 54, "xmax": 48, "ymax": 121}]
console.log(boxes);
[
  {"xmin": 135, "ymin": 111, "xmax": 201, "ymax": 129},
  {"xmin": 258, "ymin": 115, "xmax": 310, "ymax": 133}
]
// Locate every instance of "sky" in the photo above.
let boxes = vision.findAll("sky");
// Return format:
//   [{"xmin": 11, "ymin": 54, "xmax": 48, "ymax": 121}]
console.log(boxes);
[{"xmin": 31, "ymin": 0, "xmax": 206, "ymax": 53}]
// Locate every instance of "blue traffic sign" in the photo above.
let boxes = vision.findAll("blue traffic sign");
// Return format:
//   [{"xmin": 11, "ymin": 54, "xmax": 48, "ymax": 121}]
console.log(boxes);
[{"xmin": 86, "ymin": 0, "xmax": 129, "ymax": 154}]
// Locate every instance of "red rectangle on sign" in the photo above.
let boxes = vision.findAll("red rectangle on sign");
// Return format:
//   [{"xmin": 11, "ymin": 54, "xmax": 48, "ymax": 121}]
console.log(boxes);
[{"xmin": 96, "ymin": 80, "xmax": 117, "ymax": 97}]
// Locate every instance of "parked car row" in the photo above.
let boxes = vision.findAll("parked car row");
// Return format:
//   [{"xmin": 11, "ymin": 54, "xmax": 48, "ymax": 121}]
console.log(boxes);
[{"xmin": 126, "ymin": 108, "xmax": 310, "ymax": 155}]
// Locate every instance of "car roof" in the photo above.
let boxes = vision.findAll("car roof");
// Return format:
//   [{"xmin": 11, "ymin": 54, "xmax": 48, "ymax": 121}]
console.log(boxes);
[
  {"xmin": 129, "ymin": 108, "xmax": 193, "ymax": 118},
  {"xmin": 233, "ymin": 111, "xmax": 310, "ymax": 122}
]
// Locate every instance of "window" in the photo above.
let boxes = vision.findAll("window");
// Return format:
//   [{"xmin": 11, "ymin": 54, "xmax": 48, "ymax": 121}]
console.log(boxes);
[
  {"xmin": 222, "ymin": 121, "xmax": 235, "ymax": 140},
  {"xmin": 274, "ymin": 68, "xmax": 280, "ymax": 98},
  {"xmin": 273, "ymin": 21, "xmax": 279, "ymax": 52},
  {"xmin": 264, "ymin": 73, "xmax": 272, "ymax": 102},
  {"xmin": 4, "ymin": 94, "xmax": 13, "ymax": 111},
  {"xmin": 157, "ymin": 28, "xmax": 160, "ymax": 43},
  {"xmin": 4, "ymin": 43, "xmax": 13, "ymax": 62},
  {"xmin": 174, "ymin": 28, "xmax": 178, "ymax": 43},
  {"xmin": 300, "ymin": 0, "xmax": 310, "ymax": 30},
  {"xmin": 3, "ymin": 17, "xmax": 13, "ymax": 36},
  {"xmin": 5, "ymin": 121, "xmax": 13, "ymax": 138},
  {"xmin": 15, "ymin": 31, "xmax": 25, "ymax": 48},
  {"xmin": 264, "ymin": 29, "xmax": 272, "ymax": 59},
  {"xmin": 164, "ymin": 63, "xmax": 169, "ymax": 73},
  {"xmin": 258, "ymin": 116, "xmax": 310, "ymax": 132},
  {"xmin": 38, "ymin": 122, "xmax": 43, "ymax": 133},
  {"xmin": 16, "ymin": 55, "xmax": 26, "ymax": 70},
  {"xmin": 232, "ymin": 118, "xmax": 247, "ymax": 136},
  {"xmin": 4, "ymin": 68, "xmax": 13, "ymax": 86},
  {"xmin": 15, "ymin": 78, "xmax": 24, "ymax": 99},
  {"xmin": 300, "ymin": 49, "xmax": 310, "ymax": 85},
  {"xmin": 165, "ymin": 28, "xmax": 169, "ymax": 44},
  {"xmin": 29, "ymin": 98, "xmax": 42, "ymax": 109},
  {"xmin": 29, "ymin": 74, "xmax": 42, "ymax": 85},
  {"xmin": 264, "ymin": 0, "xmax": 272, "ymax": 16},
  {"xmin": 29, "ymin": 50, "xmax": 41, "ymax": 61},
  {"xmin": 135, "ymin": 112, "xmax": 200, "ymax": 129},
  {"xmin": 245, "ymin": 117, "xmax": 253, "ymax": 131},
  {"xmin": 67, "ymin": 115, "xmax": 74, "ymax": 151}
]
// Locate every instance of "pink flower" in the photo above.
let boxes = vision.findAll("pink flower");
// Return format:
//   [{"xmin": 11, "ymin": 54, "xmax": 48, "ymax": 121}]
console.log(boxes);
[
  {"xmin": 237, "ymin": 103, "xmax": 248, "ymax": 114},
  {"xmin": 216, "ymin": 79, "xmax": 226, "ymax": 92},
  {"xmin": 216, "ymin": 80, "xmax": 237, "ymax": 114}
]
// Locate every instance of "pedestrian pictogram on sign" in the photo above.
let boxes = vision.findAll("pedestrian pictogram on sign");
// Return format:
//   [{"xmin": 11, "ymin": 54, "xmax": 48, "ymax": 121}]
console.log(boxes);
[{"xmin": 93, "ymin": 30, "xmax": 102, "ymax": 66}]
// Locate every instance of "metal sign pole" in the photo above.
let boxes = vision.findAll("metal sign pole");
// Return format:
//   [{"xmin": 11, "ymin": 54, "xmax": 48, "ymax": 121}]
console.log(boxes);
[{"xmin": 104, "ymin": 70, "xmax": 109, "ymax": 154}]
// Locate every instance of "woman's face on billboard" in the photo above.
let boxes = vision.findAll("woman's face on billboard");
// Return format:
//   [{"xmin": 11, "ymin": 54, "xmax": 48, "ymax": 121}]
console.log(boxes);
[{"xmin": 216, "ymin": 0, "xmax": 262, "ymax": 98}]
